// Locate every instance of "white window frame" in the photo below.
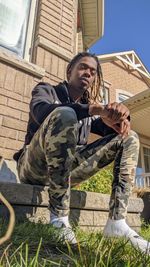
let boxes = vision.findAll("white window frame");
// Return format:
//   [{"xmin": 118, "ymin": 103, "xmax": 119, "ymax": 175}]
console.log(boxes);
[
  {"xmin": 141, "ymin": 144, "xmax": 150, "ymax": 173},
  {"xmin": 24, "ymin": 0, "xmax": 37, "ymax": 61},
  {"xmin": 0, "ymin": 0, "xmax": 37, "ymax": 61},
  {"xmin": 102, "ymin": 86, "xmax": 109, "ymax": 105},
  {"xmin": 116, "ymin": 89, "xmax": 133, "ymax": 103}
]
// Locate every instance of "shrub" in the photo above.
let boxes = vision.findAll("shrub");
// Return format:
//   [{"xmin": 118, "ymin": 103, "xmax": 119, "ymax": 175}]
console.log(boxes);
[{"xmin": 75, "ymin": 164, "xmax": 113, "ymax": 194}]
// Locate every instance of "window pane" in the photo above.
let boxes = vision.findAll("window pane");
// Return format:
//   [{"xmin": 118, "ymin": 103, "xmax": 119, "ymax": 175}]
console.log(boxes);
[
  {"xmin": 102, "ymin": 87, "xmax": 109, "ymax": 105},
  {"xmin": 0, "ymin": 0, "xmax": 31, "ymax": 57},
  {"xmin": 118, "ymin": 93, "xmax": 130, "ymax": 102},
  {"xmin": 143, "ymin": 147, "xmax": 150, "ymax": 173}
]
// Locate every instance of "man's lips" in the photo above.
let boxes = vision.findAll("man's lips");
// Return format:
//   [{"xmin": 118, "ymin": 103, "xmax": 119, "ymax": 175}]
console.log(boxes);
[{"xmin": 79, "ymin": 77, "xmax": 89, "ymax": 84}]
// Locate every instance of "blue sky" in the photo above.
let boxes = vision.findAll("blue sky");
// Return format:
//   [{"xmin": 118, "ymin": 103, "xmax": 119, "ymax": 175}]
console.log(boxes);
[{"xmin": 90, "ymin": 0, "xmax": 150, "ymax": 72}]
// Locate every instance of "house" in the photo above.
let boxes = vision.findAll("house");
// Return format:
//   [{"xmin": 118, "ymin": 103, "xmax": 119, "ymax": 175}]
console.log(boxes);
[
  {"xmin": 0, "ymin": 1, "xmax": 149, "ymax": 188},
  {"xmin": 0, "ymin": 0, "xmax": 104, "ymax": 181},
  {"xmin": 95, "ymin": 51, "xmax": 150, "ymax": 187}
]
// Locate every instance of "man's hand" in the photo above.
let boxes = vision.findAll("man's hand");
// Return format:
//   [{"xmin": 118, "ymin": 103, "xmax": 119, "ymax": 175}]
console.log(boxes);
[
  {"xmin": 89, "ymin": 102, "xmax": 130, "ymax": 123},
  {"xmin": 102, "ymin": 117, "xmax": 130, "ymax": 138},
  {"xmin": 102, "ymin": 102, "xmax": 130, "ymax": 122},
  {"xmin": 89, "ymin": 102, "xmax": 130, "ymax": 138}
]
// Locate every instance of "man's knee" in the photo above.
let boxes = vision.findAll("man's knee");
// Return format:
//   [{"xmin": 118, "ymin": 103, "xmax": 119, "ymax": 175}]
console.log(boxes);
[
  {"xmin": 124, "ymin": 130, "xmax": 139, "ymax": 149},
  {"xmin": 48, "ymin": 107, "xmax": 78, "ymax": 125}
]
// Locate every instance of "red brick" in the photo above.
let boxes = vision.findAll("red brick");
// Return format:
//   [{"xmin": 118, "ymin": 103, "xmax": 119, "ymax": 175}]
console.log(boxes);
[
  {"xmin": 0, "ymin": 63, "xmax": 7, "ymax": 87},
  {"xmin": 24, "ymin": 76, "xmax": 35, "ymax": 97},
  {"xmin": 41, "ymin": 10, "xmax": 60, "ymax": 26},
  {"xmin": 50, "ymin": 54, "xmax": 59, "ymax": 76},
  {"xmin": 41, "ymin": 3, "xmax": 61, "ymax": 20},
  {"xmin": 18, "ymin": 131, "xmax": 26, "ymax": 141},
  {"xmin": 36, "ymin": 47, "xmax": 45, "ymax": 68},
  {"xmin": 4, "ymin": 66, "xmax": 16, "ymax": 91},
  {"xmin": 44, "ymin": 50, "xmax": 52, "ymax": 74},
  {"xmin": 41, "ymin": 16, "xmax": 60, "ymax": 32},
  {"xmin": 2, "ymin": 117, "xmax": 27, "ymax": 131},
  {"xmin": 0, "ymin": 105, "xmax": 21, "ymax": 119},
  {"xmin": 60, "ymin": 28, "xmax": 72, "ymax": 39},
  {"xmin": 0, "ymin": 115, "xmax": 2, "ymax": 125},
  {"xmin": 42, "ymin": 1, "xmax": 61, "ymax": 15},
  {"xmin": 57, "ymin": 58, "xmax": 65, "ymax": 79},
  {"xmin": 39, "ymin": 28, "xmax": 58, "ymax": 44},
  {"xmin": 23, "ymin": 96, "xmax": 30, "ymax": 104},
  {"xmin": 0, "ymin": 136, "xmax": 23, "ymax": 150},
  {"xmin": 43, "ymin": 76, "xmax": 51, "ymax": 83},
  {"xmin": 63, "ymin": 5, "xmax": 74, "ymax": 16},
  {"xmin": 63, "ymin": 1, "xmax": 73, "ymax": 11},
  {"xmin": 0, "ymin": 88, "xmax": 22, "ymax": 101},
  {"xmin": 0, "ymin": 147, "xmax": 15, "ymax": 160},
  {"xmin": 39, "ymin": 22, "xmax": 59, "ymax": 38},
  {"xmin": 59, "ymin": 40, "xmax": 72, "ymax": 52},
  {"xmin": 0, "ymin": 95, "xmax": 7, "ymax": 105},
  {"xmin": 14, "ymin": 71, "xmax": 26, "ymax": 95},
  {"xmin": 62, "ymin": 17, "xmax": 73, "ymax": 28},
  {"xmin": 0, "ymin": 126, "xmax": 18, "ymax": 139},
  {"xmin": 21, "ymin": 112, "xmax": 29, "ymax": 122},
  {"xmin": 62, "ymin": 10, "xmax": 73, "ymax": 22},
  {"xmin": 8, "ymin": 98, "xmax": 29, "ymax": 112}
]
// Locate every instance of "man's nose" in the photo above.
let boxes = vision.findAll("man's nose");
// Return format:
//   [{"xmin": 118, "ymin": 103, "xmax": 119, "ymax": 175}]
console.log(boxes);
[{"xmin": 84, "ymin": 69, "xmax": 91, "ymax": 77}]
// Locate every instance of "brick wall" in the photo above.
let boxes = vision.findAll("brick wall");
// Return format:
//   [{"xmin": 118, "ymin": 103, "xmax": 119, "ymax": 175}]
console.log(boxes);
[
  {"xmin": 0, "ymin": 61, "xmax": 40, "ymax": 159},
  {"xmin": 36, "ymin": 0, "xmax": 77, "ymax": 54},
  {"xmin": 0, "ymin": 0, "xmax": 149, "ymax": 160},
  {"xmin": 101, "ymin": 61, "xmax": 149, "ymax": 102},
  {"xmin": 0, "ymin": 0, "xmax": 78, "ymax": 160}
]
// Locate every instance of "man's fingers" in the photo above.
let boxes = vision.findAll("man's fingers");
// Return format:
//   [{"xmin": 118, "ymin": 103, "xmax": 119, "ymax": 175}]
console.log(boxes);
[
  {"xmin": 106, "ymin": 102, "xmax": 130, "ymax": 122},
  {"xmin": 122, "ymin": 119, "xmax": 130, "ymax": 138}
]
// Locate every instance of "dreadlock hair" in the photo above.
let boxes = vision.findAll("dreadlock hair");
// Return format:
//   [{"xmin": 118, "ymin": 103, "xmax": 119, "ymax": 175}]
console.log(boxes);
[{"xmin": 66, "ymin": 52, "xmax": 105, "ymax": 104}]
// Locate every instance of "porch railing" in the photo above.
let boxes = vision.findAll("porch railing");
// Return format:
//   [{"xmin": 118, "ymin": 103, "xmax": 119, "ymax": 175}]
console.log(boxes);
[{"xmin": 135, "ymin": 173, "xmax": 150, "ymax": 188}]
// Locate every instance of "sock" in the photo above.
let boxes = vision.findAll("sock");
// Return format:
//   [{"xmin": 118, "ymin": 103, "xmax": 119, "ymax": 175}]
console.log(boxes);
[
  {"xmin": 50, "ymin": 213, "xmax": 70, "ymax": 228},
  {"xmin": 103, "ymin": 218, "xmax": 138, "ymax": 237}
]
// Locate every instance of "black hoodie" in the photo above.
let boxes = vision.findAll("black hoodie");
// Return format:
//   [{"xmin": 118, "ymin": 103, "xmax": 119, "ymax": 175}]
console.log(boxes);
[{"xmin": 13, "ymin": 81, "xmax": 116, "ymax": 161}]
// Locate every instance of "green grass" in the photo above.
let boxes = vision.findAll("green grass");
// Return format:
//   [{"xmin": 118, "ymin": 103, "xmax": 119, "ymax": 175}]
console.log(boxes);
[{"xmin": 0, "ymin": 220, "xmax": 150, "ymax": 266}]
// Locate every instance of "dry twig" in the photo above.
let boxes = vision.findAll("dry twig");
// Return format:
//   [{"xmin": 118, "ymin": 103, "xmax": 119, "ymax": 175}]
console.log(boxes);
[{"xmin": 0, "ymin": 193, "xmax": 15, "ymax": 245}]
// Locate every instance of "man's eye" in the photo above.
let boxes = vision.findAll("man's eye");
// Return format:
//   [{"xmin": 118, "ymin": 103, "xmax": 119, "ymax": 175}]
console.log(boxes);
[
  {"xmin": 80, "ymin": 64, "xmax": 86, "ymax": 69},
  {"xmin": 91, "ymin": 70, "xmax": 96, "ymax": 75}
]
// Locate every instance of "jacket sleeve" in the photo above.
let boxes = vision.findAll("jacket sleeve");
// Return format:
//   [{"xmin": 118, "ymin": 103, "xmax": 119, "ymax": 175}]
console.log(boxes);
[
  {"xmin": 91, "ymin": 116, "xmax": 117, "ymax": 137},
  {"xmin": 30, "ymin": 83, "xmax": 90, "ymax": 124}
]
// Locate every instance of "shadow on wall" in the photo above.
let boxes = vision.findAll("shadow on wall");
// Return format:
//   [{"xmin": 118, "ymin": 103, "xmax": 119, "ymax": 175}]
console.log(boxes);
[
  {"xmin": 0, "ymin": 183, "xmax": 49, "ymax": 223},
  {"xmin": 141, "ymin": 192, "xmax": 150, "ymax": 224},
  {"xmin": 0, "ymin": 181, "xmax": 85, "ymax": 227},
  {"xmin": 69, "ymin": 189, "xmax": 87, "ymax": 226},
  {"xmin": 0, "ymin": 157, "xmax": 19, "ymax": 183}
]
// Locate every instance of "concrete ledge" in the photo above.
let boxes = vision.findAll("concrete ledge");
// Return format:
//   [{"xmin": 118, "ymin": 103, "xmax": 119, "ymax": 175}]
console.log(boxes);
[
  {"xmin": 0, "ymin": 47, "xmax": 45, "ymax": 78},
  {"xmin": 0, "ymin": 182, "xmax": 144, "ymax": 231}
]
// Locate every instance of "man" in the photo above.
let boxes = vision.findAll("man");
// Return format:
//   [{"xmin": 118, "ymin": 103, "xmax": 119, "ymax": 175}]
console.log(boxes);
[{"xmin": 14, "ymin": 52, "xmax": 149, "ymax": 253}]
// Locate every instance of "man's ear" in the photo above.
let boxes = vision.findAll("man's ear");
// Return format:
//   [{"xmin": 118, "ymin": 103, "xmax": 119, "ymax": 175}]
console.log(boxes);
[{"xmin": 67, "ymin": 69, "xmax": 71, "ymax": 81}]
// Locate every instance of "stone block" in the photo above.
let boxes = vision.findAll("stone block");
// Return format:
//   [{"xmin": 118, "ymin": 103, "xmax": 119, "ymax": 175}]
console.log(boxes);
[
  {"xmin": 0, "ymin": 182, "xmax": 34, "ymax": 204},
  {"xmin": 70, "ymin": 209, "xmax": 94, "ymax": 226}
]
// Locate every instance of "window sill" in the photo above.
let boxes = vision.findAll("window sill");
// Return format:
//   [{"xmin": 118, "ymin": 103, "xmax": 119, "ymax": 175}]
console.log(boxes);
[{"xmin": 0, "ymin": 47, "xmax": 45, "ymax": 78}]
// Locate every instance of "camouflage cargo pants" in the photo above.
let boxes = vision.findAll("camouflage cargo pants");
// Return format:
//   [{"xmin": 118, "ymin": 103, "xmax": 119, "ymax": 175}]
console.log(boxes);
[{"xmin": 17, "ymin": 107, "xmax": 139, "ymax": 220}]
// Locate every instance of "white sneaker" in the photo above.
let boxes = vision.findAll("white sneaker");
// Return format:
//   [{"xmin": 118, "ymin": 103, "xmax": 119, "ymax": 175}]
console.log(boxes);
[
  {"xmin": 50, "ymin": 215, "xmax": 77, "ymax": 245},
  {"xmin": 103, "ymin": 218, "xmax": 150, "ymax": 254}
]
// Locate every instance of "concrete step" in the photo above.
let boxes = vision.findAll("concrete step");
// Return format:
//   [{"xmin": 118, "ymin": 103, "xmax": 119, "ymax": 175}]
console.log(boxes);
[{"xmin": 0, "ymin": 182, "xmax": 144, "ymax": 231}]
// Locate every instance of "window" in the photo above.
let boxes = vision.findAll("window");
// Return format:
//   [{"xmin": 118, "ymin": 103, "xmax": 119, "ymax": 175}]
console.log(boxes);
[
  {"xmin": 103, "ymin": 87, "xmax": 109, "ymax": 105},
  {"xmin": 143, "ymin": 146, "xmax": 150, "ymax": 173},
  {"xmin": 118, "ymin": 93, "xmax": 130, "ymax": 102},
  {"xmin": 101, "ymin": 87, "xmax": 109, "ymax": 105},
  {"xmin": 0, "ymin": 0, "xmax": 37, "ymax": 60},
  {"xmin": 116, "ymin": 90, "xmax": 133, "ymax": 103}
]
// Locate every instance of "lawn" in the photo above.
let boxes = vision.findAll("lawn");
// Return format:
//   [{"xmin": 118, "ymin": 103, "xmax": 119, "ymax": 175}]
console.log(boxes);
[{"xmin": 0, "ymin": 220, "xmax": 150, "ymax": 267}]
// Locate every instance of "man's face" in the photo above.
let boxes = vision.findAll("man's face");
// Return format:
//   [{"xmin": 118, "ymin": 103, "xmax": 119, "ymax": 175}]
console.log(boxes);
[{"xmin": 68, "ymin": 56, "xmax": 97, "ymax": 95}]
